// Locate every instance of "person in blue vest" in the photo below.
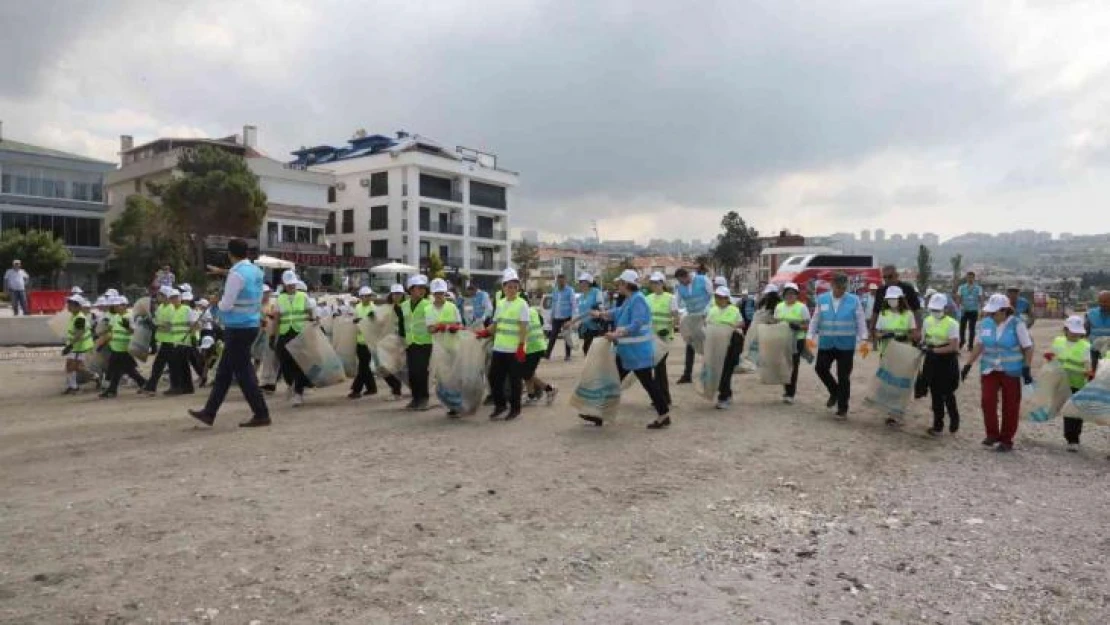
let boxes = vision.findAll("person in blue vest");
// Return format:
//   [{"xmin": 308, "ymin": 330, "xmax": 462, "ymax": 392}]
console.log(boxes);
[
  {"xmin": 805, "ymin": 273, "xmax": 870, "ymax": 419},
  {"xmin": 1084, "ymin": 291, "xmax": 1110, "ymax": 362},
  {"xmin": 574, "ymin": 273, "xmax": 606, "ymax": 355},
  {"xmin": 1006, "ymin": 286, "xmax": 1035, "ymax": 328},
  {"xmin": 961, "ymin": 293, "xmax": 1034, "ymax": 452},
  {"xmin": 955, "ymin": 272, "xmax": 983, "ymax": 350},
  {"xmin": 188, "ymin": 238, "xmax": 271, "ymax": 428},
  {"xmin": 674, "ymin": 267, "xmax": 713, "ymax": 384},
  {"xmin": 585, "ymin": 269, "xmax": 671, "ymax": 429},
  {"xmin": 545, "ymin": 273, "xmax": 576, "ymax": 361},
  {"xmin": 462, "ymin": 283, "xmax": 492, "ymax": 328}
]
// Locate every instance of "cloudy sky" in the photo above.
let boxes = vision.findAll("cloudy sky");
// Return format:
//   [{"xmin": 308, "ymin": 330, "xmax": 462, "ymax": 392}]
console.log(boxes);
[{"xmin": 2, "ymin": 0, "xmax": 1107, "ymax": 243}]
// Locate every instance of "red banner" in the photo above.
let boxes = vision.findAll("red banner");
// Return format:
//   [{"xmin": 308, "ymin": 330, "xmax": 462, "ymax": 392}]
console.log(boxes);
[{"xmin": 274, "ymin": 252, "xmax": 370, "ymax": 269}]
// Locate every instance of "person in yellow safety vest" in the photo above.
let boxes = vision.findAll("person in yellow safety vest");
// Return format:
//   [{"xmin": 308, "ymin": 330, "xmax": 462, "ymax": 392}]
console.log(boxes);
[
  {"xmin": 401, "ymin": 274, "xmax": 434, "ymax": 411},
  {"xmin": 1051, "ymin": 316, "xmax": 1093, "ymax": 452},
  {"xmin": 646, "ymin": 272, "xmax": 679, "ymax": 408},
  {"xmin": 921, "ymin": 294, "xmax": 961, "ymax": 436},
  {"xmin": 875, "ymin": 286, "xmax": 916, "ymax": 357},
  {"xmin": 142, "ymin": 289, "xmax": 193, "ymax": 396},
  {"xmin": 61, "ymin": 295, "xmax": 94, "ymax": 394},
  {"xmin": 348, "ymin": 286, "xmax": 382, "ymax": 400},
  {"xmin": 475, "ymin": 268, "xmax": 530, "ymax": 421},
  {"xmin": 522, "ymin": 294, "xmax": 558, "ymax": 407},
  {"xmin": 426, "ymin": 278, "xmax": 463, "ymax": 415},
  {"xmin": 99, "ymin": 295, "xmax": 147, "ymax": 398},
  {"xmin": 273, "ymin": 270, "xmax": 313, "ymax": 407},
  {"xmin": 774, "ymin": 281, "xmax": 811, "ymax": 405},
  {"xmin": 708, "ymin": 286, "xmax": 745, "ymax": 410}
]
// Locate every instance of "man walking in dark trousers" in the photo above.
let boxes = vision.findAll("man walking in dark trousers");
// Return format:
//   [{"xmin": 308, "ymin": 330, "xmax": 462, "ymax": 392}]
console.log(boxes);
[
  {"xmin": 956, "ymin": 271, "xmax": 983, "ymax": 351},
  {"xmin": 545, "ymin": 274, "xmax": 575, "ymax": 361},
  {"xmin": 807, "ymin": 273, "xmax": 871, "ymax": 418}
]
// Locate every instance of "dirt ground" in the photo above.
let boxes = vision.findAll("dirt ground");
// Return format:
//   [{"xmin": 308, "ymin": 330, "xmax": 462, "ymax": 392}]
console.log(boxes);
[{"xmin": 1, "ymin": 323, "xmax": 1108, "ymax": 625}]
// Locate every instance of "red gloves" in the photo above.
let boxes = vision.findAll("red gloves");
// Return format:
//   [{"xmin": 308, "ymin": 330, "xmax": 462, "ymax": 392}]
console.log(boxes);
[
  {"xmin": 516, "ymin": 344, "xmax": 526, "ymax": 362},
  {"xmin": 433, "ymin": 323, "xmax": 447, "ymax": 333},
  {"xmin": 474, "ymin": 328, "xmax": 492, "ymax": 339},
  {"xmin": 1043, "ymin": 352, "xmax": 1055, "ymax": 362},
  {"xmin": 447, "ymin": 324, "xmax": 461, "ymax": 333}
]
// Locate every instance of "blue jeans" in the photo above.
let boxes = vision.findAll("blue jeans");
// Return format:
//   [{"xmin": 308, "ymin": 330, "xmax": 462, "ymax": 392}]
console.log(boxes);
[
  {"xmin": 203, "ymin": 327, "xmax": 270, "ymax": 419},
  {"xmin": 9, "ymin": 290, "xmax": 28, "ymax": 315}
]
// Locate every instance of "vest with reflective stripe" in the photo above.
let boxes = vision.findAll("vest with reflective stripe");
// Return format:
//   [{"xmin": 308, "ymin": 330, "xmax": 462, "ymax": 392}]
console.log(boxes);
[
  {"xmin": 68, "ymin": 312, "xmax": 93, "ymax": 353},
  {"xmin": 646, "ymin": 292, "xmax": 674, "ymax": 337},
  {"xmin": 355, "ymin": 302, "xmax": 374, "ymax": 345},
  {"xmin": 526, "ymin": 308, "xmax": 546, "ymax": 354},
  {"xmin": 402, "ymin": 298, "xmax": 432, "ymax": 346},
  {"xmin": 1052, "ymin": 335, "xmax": 1090, "ymax": 389},
  {"xmin": 277, "ymin": 291, "xmax": 309, "ymax": 334},
  {"xmin": 494, "ymin": 298, "xmax": 527, "ymax": 351},
  {"xmin": 222, "ymin": 260, "xmax": 264, "ymax": 329},
  {"xmin": 154, "ymin": 304, "xmax": 175, "ymax": 343},
  {"xmin": 435, "ymin": 301, "xmax": 460, "ymax": 325},
  {"xmin": 979, "ymin": 317, "xmax": 1024, "ymax": 376},
  {"xmin": 168, "ymin": 305, "xmax": 192, "ymax": 345},
  {"xmin": 677, "ymin": 274, "xmax": 711, "ymax": 315},
  {"xmin": 775, "ymin": 301, "xmax": 808, "ymax": 339},
  {"xmin": 1087, "ymin": 308, "xmax": 1110, "ymax": 340},
  {"xmin": 708, "ymin": 304, "xmax": 741, "ymax": 327},
  {"xmin": 815, "ymin": 292, "xmax": 860, "ymax": 351},
  {"xmin": 923, "ymin": 315, "xmax": 957, "ymax": 347},
  {"xmin": 109, "ymin": 313, "xmax": 131, "ymax": 353}
]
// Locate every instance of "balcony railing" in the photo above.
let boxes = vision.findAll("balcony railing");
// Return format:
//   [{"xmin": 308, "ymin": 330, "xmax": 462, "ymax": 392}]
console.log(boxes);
[
  {"xmin": 469, "ymin": 227, "xmax": 507, "ymax": 241},
  {"xmin": 470, "ymin": 258, "xmax": 503, "ymax": 271},
  {"xmin": 265, "ymin": 238, "xmax": 329, "ymax": 253},
  {"xmin": 420, "ymin": 222, "xmax": 464, "ymax": 236}
]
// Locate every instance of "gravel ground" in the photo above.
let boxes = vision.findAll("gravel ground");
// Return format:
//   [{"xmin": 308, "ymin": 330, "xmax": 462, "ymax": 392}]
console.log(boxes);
[{"xmin": 0, "ymin": 323, "xmax": 1108, "ymax": 624}]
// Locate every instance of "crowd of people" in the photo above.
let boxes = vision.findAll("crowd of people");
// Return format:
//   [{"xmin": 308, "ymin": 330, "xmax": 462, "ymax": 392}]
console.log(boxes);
[{"xmin": 47, "ymin": 240, "xmax": 1110, "ymax": 457}]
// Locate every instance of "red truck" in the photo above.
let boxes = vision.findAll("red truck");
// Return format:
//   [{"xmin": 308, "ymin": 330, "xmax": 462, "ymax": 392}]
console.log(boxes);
[{"xmin": 769, "ymin": 254, "xmax": 881, "ymax": 304}]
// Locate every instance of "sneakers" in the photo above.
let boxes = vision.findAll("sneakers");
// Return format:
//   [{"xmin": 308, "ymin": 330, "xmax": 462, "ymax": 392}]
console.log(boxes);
[
  {"xmin": 564, "ymin": 355, "xmax": 572, "ymax": 362},
  {"xmin": 676, "ymin": 376, "xmax": 692, "ymax": 385},
  {"xmin": 981, "ymin": 436, "xmax": 999, "ymax": 447},
  {"xmin": 885, "ymin": 415, "xmax": 903, "ymax": 427},
  {"xmin": 833, "ymin": 410, "xmax": 848, "ymax": 421},
  {"xmin": 826, "ymin": 396, "xmax": 837, "ymax": 409},
  {"xmin": 782, "ymin": 396, "xmax": 795, "ymax": 405},
  {"xmin": 927, "ymin": 427, "xmax": 943, "ymax": 437},
  {"xmin": 505, "ymin": 409, "xmax": 521, "ymax": 421},
  {"xmin": 995, "ymin": 442, "xmax": 1014, "ymax": 453},
  {"xmin": 98, "ymin": 391, "xmax": 117, "ymax": 399},
  {"xmin": 489, "ymin": 407, "xmax": 507, "ymax": 420},
  {"xmin": 647, "ymin": 416, "xmax": 672, "ymax": 429},
  {"xmin": 545, "ymin": 386, "xmax": 559, "ymax": 406},
  {"xmin": 1067, "ymin": 442, "xmax": 1080, "ymax": 453},
  {"xmin": 715, "ymin": 399, "xmax": 732, "ymax": 410},
  {"xmin": 347, "ymin": 391, "xmax": 362, "ymax": 400},
  {"xmin": 388, "ymin": 393, "xmax": 403, "ymax": 402},
  {"xmin": 291, "ymin": 394, "xmax": 304, "ymax": 407},
  {"xmin": 523, "ymin": 395, "xmax": 539, "ymax": 406}
]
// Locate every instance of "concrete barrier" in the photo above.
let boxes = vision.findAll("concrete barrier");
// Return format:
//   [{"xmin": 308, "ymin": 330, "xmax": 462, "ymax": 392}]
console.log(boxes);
[{"xmin": 0, "ymin": 316, "xmax": 65, "ymax": 347}]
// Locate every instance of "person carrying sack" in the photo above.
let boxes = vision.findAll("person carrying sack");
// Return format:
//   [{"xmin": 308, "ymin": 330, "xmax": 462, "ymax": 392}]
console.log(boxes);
[
  {"xmin": 142, "ymin": 289, "xmax": 192, "ymax": 396},
  {"xmin": 646, "ymin": 272, "xmax": 679, "ymax": 408},
  {"xmin": 574, "ymin": 273, "xmax": 606, "ymax": 355},
  {"xmin": 274, "ymin": 270, "xmax": 312, "ymax": 407},
  {"xmin": 100, "ymin": 296, "xmax": 146, "ymax": 398},
  {"xmin": 349, "ymin": 286, "xmax": 381, "ymax": 399},
  {"xmin": 708, "ymin": 286, "xmax": 745, "ymax": 410},
  {"xmin": 401, "ymin": 274, "xmax": 434, "ymax": 411},
  {"xmin": 476, "ymin": 269, "xmax": 530, "ymax": 421},
  {"xmin": 674, "ymin": 267, "xmax": 713, "ymax": 384},
  {"xmin": 774, "ymin": 282, "xmax": 810, "ymax": 405},
  {"xmin": 522, "ymin": 294, "xmax": 558, "ymax": 406},
  {"xmin": 1051, "ymin": 316, "xmax": 1093, "ymax": 452},
  {"xmin": 921, "ymin": 294, "xmax": 961, "ymax": 435},
  {"xmin": 60, "ymin": 295, "xmax": 94, "ymax": 394}
]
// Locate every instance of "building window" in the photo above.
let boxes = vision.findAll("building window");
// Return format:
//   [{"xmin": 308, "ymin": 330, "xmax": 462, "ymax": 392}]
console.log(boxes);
[
  {"xmin": 342, "ymin": 242, "xmax": 354, "ymax": 257},
  {"xmin": 328, "ymin": 186, "xmax": 337, "ymax": 203},
  {"xmin": 470, "ymin": 181, "xmax": 506, "ymax": 209},
  {"xmin": 325, "ymin": 211, "xmax": 336, "ymax": 234},
  {"xmin": 370, "ymin": 239, "xmax": 388, "ymax": 259},
  {"xmin": 419, "ymin": 174, "xmax": 453, "ymax": 201},
  {"xmin": 0, "ymin": 173, "xmax": 10, "ymax": 193},
  {"xmin": 329, "ymin": 243, "xmax": 337, "ymax": 256},
  {"xmin": 369, "ymin": 172, "xmax": 388, "ymax": 197},
  {"xmin": 369, "ymin": 205, "xmax": 388, "ymax": 230},
  {"xmin": 295, "ymin": 226, "xmax": 311, "ymax": 243},
  {"xmin": 311, "ymin": 228, "xmax": 323, "ymax": 244},
  {"xmin": 266, "ymin": 221, "xmax": 279, "ymax": 246},
  {"xmin": 282, "ymin": 224, "xmax": 296, "ymax": 243},
  {"xmin": 341, "ymin": 209, "xmax": 354, "ymax": 234},
  {"xmin": 0, "ymin": 211, "xmax": 101, "ymax": 247}
]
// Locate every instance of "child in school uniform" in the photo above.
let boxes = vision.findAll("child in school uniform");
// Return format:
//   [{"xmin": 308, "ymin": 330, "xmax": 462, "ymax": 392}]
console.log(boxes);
[
  {"xmin": 1051, "ymin": 316, "xmax": 1093, "ymax": 452},
  {"xmin": 921, "ymin": 294, "xmax": 961, "ymax": 435},
  {"xmin": 100, "ymin": 296, "xmax": 147, "ymax": 398}
]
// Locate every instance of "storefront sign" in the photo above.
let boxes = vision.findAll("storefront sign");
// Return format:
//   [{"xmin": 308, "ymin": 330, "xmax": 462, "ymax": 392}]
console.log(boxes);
[{"xmin": 275, "ymin": 252, "xmax": 370, "ymax": 269}]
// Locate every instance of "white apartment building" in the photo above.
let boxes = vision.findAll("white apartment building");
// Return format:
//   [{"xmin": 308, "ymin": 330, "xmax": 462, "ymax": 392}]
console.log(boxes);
[{"xmin": 293, "ymin": 131, "xmax": 517, "ymax": 290}]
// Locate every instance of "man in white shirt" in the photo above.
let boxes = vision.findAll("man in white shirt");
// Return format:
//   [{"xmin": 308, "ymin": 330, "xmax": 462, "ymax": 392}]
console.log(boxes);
[
  {"xmin": 4, "ymin": 260, "xmax": 30, "ymax": 315},
  {"xmin": 806, "ymin": 273, "xmax": 871, "ymax": 418}
]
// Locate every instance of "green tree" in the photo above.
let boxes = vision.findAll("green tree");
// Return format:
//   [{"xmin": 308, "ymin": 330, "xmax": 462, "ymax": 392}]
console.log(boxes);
[
  {"xmin": 949, "ymin": 253, "xmax": 963, "ymax": 292},
  {"xmin": 916, "ymin": 245, "xmax": 933, "ymax": 292},
  {"xmin": 0, "ymin": 229, "xmax": 71, "ymax": 286},
  {"xmin": 602, "ymin": 256, "xmax": 636, "ymax": 285},
  {"xmin": 512, "ymin": 240, "xmax": 539, "ymax": 285},
  {"xmin": 108, "ymin": 195, "xmax": 189, "ymax": 287},
  {"xmin": 709, "ymin": 212, "xmax": 760, "ymax": 284},
  {"xmin": 156, "ymin": 145, "xmax": 267, "ymax": 277},
  {"xmin": 426, "ymin": 252, "xmax": 446, "ymax": 279}
]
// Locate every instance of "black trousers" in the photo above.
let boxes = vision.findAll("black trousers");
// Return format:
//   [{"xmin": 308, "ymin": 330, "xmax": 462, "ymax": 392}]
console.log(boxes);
[
  {"xmin": 202, "ymin": 327, "xmax": 270, "ymax": 419},
  {"xmin": 959, "ymin": 311, "xmax": 979, "ymax": 348},
  {"xmin": 815, "ymin": 348, "xmax": 855, "ymax": 412},
  {"xmin": 924, "ymin": 352, "xmax": 960, "ymax": 431},
  {"xmin": 350, "ymin": 343, "xmax": 379, "ymax": 395},
  {"xmin": 105, "ymin": 351, "xmax": 145, "ymax": 394},
  {"xmin": 719, "ymin": 333, "xmax": 743, "ymax": 401},
  {"xmin": 654, "ymin": 353, "xmax": 671, "ymax": 406},
  {"xmin": 581, "ymin": 329, "xmax": 599, "ymax": 355},
  {"xmin": 784, "ymin": 338, "xmax": 805, "ymax": 398},
  {"xmin": 145, "ymin": 343, "xmax": 186, "ymax": 392},
  {"xmin": 546, "ymin": 318, "xmax": 572, "ymax": 359},
  {"xmin": 406, "ymin": 343, "xmax": 433, "ymax": 402},
  {"xmin": 1064, "ymin": 387, "xmax": 1083, "ymax": 443},
  {"xmin": 276, "ymin": 331, "xmax": 308, "ymax": 394},
  {"xmin": 683, "ymin": 344, "xmax": 696, "ymax": 379},
  {"xmin": 186, "ymin": 345, "xmax": 204, "ymax": 378},
  {"xmin": 488, "ymin": 350, "xmax": 523, "ymax": 411},
  {"xmin": 617, "ymin": 357, "xmax": 669, "ymax": 416},
  {"xmin": 175, "ymin": 345, "xmax": 195, "ymax": 392}
]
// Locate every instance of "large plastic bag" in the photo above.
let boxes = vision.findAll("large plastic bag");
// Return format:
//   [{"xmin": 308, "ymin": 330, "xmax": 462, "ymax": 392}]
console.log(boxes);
[
  {"xmin": 47, "ymin": 311, "xmax": 72, "ymax": 339},
  {"xmin": 128, "ymin": 319, "xmax": 153, "ymax": 362},
  {"xmin": 1022, "ymin": 360, "xmax": 1071, "ymax": 422},
  {"xmin": 696, "ymin": 325, "xmax": 735, "ymax": 399},
  {"xmin": 621, "ymin": 336, "xmax": 669, "ymax": 390},
  {"xmin": 680, "ymin": 314, "xmax": 706, "ymax": 355},
  {"xmin": 436, "ymin": 332, "xmax": 488, "ymax": 414},
  {"xmin": 317, "ymin": 315, "xmax": 334, "ymax": 338},
  {"xmin": 131, "ymin": 297, "xmax": 151, "ymax": 319},
  {"xmin": 570, "ymin": 338, "xmax": 622, "ymax": 420},
  {"xmin": 375, "ymin": 334, "xmax": 408, "ymax": 382},
  {"xmin": 739, "ymin": 310, "xmax": 772, "ymax": 372},
  {"xmin": 865, "ymin": 341, "xmax": 924, "ymax": 416},
  {"xmin": 86, "ymin": 348, "xmax": 109, "ymax": 376},
  {"xmin": 356, "ymin": 305, "xmax": 395, "ymax": 350},
  {"xmin": 285, "ymin": 326, "xmax": 346, "ymax": 387},
  {"xmin": 250, "ymin": 329, "xmax": 268, "ymax": 361},
  {"xmin": 756, "ymin": 323, "xmax": 794, "ymax": 386},
  {"xmin": 1059, "ymin": 361, "xmax": 1110, "ymax": 426},
  {"xmin": 331, "ymin": 317, "xmax": 359, "ymax": 377}
]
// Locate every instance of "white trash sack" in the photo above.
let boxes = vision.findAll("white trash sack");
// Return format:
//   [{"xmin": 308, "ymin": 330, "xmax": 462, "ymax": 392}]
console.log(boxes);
[
  {"xmin": 1059, "ymin": 359, "xmax": 1110, "ymax": 426},
  {"xmin": 756, "ymin": 322, "xmax": 794, "ymax": 386},
  {"xmin": 570, "ymin": 338, "xmax": 622, "ymax": 420},
  {"xmin": 696, "ymin": 324, "xmax": 736, "ymax": 400},
  {"xmin": 436, "ymin": 331, "xmax": 488, "ymax": 415},
  {"xmin": 679, "ymin": 314, "xmax": 707, "ymax": 355},
  {"xmin": 374, "ymin": 334, "xmax": 408, "ymax": 385},
  {"xmin": 285, "ymin": 325, "xmax": 346, "ymax": 388},
  {"xmin": 865, "ymin": 341, "xmax": 924, "ymax": 416},
  {"xmin": 1022, "ymin": 360, "xmax": 1071, "ymax": 423},
  {"xmin": 330, "ymin": 317, "xmax": 359, "ymax": 377}
]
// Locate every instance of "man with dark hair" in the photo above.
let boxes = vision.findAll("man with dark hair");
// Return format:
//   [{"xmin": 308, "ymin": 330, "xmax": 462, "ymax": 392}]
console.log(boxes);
[
  {"xmin": 673, "ymin": 267, "xmax": 713, "ymax": 383},
  {"xmin": 188, "ymin": 238, "xmax": 271, "ymax": 427},
  {"xmin": 870, "ymin": 265, "xmax": 922, "ymax": 342},
  {"xmin": 956, "ymin": 271, "xmax": 983, "ymax": 350},
  {"xmin": 545, "ymin": 274, "xmax": 575, "ymax": 361}
]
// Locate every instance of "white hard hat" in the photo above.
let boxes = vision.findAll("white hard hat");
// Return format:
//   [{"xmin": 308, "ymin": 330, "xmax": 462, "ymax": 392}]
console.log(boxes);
[
  {"xmin": 430, "ymin": 278, "xmax": 449, "ymax": 294},
  {"xmin": 159, "ymin": 285, "xmax": 173, "ymax": 297},
  {"xmin": 762, "ymin": 284, "xmax": 779, "ymax": 295},
  {"xmin": 199, "ymin": 336, "xmax": 216, "ymax": 350},
  {"xmin": 169, "ymin": 289, "xmax": 182, "ymax": 298},
  {"xmin": 281, "ymin": 270, "xmax": 298, "ymax": 285},
  {"xmin": 885, "ymin": 286, "xmax": 904, "ymax": 300},
  {"xmin": 982, "ymin": 293, "xmax": 1011, "ymax": 314},
  {"xmin": 713, "ymin": 276, "xmax": 727, "ymax": 287},
  {"xmin": 714, "ymin": 286, "xmax": 731, "ymax": 298},
  {"xmin": 358, "ymin": 286, "xmax": 373, "ymax": 297},
  {"xmin": 927, "ymin": 293, "xmax": 947, "ymax": 311},
  {"xmin": 617, "ymin": 269, "xmax": 639, "ymax": 284},
  {"xmin": 104, "ymin": 288, "xmax": 119, "ymax": 297},
  {"xmin": 649, "ymin": 272, "xmax": 666, "ymax": 283},
  {"xmin": 577, "ymin": 272, "xmax": 593, "ymax": 283},
  {"xmin": 407, "ymin": 274, "xmax": 429, "ymax": 288},
  {"xmin": 115, "ymin": 295, "xmax": 129, "ymax": 306},
  {"xmin": 197, "ymin": 298, "xmax": 209, "ymax": 307},
  {"xmin": 1065, "ymin": 315, "xmax": 1087, "ymax": 335},
  {"xmin": 501, "ymin": 268, "xmax": 520, "ymax": 283},
  {"xmin": 71, "ymin": 286, "xmax": 84, "ymax": 294},
  {"xmin": 295, "ymin": 281, "xmax": 307, "ymax": 291},
  {"xmin": 391, "ymin": 283, "xmax": 405, "ymax": 294},
  {"xmin": 181, "ymin": 292, "xmax": 194, "ymax": 302},
  {"xmin": 94, "ymin": 296, "xmax": 107, "ymax": 307},
  {"xmin": 925, "ymin": 288, "xmax": 937, "ymax": 298},
  {"xmin": 783, "ymin": 282, "xmax": 799, "ymax": 293},
  {"xmin": 179, "ymin": 283, "xmax": 192, "ymax": 292}
]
